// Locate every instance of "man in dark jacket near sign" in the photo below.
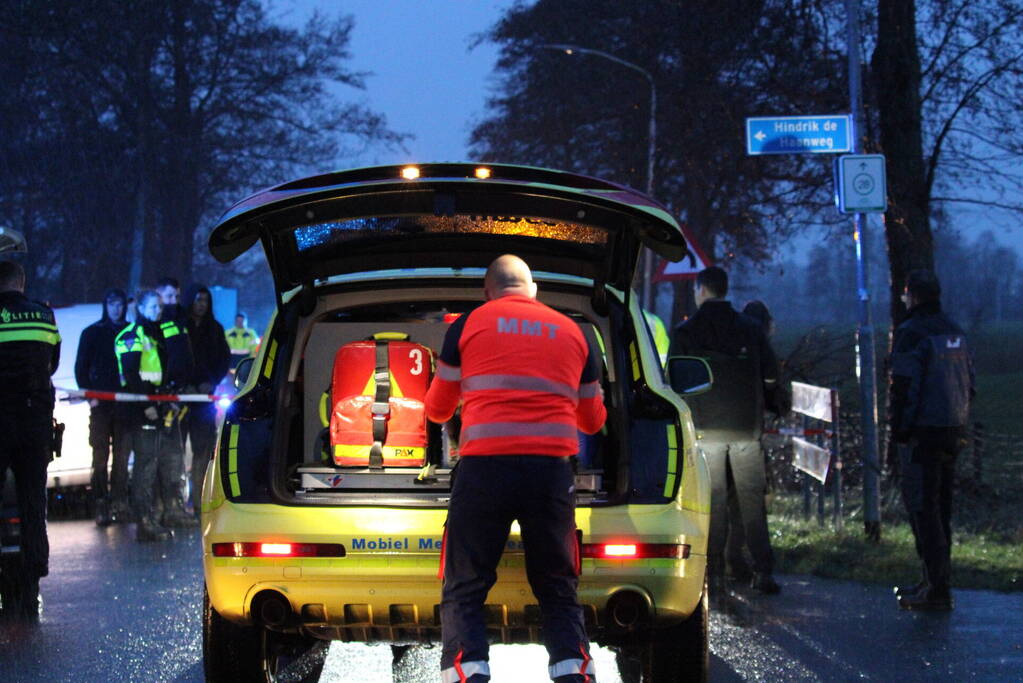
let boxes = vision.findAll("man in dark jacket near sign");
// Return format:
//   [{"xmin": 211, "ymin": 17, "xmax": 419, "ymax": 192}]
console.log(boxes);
[
  {"xmin": 182, "ymin": 284, "xmax": 230, "ymax": 515},
  {"xmin": 0, "ymin": 260, "xmax": 60, "ymax": 617},
  {"xmin": 75, "ymin": 288, "xmax": 130, "ymax": 525},
  {"xmin": 890, "ymin": 270, "xmax": 974, "ymax": 611},
  {"xmin": 669, "ymin": 266, "xmax": 783, "ymax": 596}
]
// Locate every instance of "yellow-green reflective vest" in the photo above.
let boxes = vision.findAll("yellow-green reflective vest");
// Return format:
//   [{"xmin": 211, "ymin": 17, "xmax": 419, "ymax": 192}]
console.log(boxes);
[
  {"xmin": 115, "ymin": 322, "xmax": 163, "ymax": 386},
  {"xmin": 643, "ymin": 310, "xmax": 670, "ymax": 366}
]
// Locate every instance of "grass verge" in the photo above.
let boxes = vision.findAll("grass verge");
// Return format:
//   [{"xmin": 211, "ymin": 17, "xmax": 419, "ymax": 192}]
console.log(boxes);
[{"xmin": 769, "ymin": 494, "xmax": 1023, "ymax": 593}]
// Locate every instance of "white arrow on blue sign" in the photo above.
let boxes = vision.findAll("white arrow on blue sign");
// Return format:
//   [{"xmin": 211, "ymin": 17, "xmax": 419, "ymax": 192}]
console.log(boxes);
[{"xmin": 746, "ymin": 115, "xmax": 852, "ymax": 155}]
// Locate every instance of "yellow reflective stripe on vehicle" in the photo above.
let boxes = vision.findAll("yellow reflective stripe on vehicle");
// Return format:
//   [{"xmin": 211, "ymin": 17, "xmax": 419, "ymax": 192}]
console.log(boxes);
[
  {"xmin": 629, "ymin": 342, "xmax": 641, "ymax": 381},
  {"xmin": 333, "ymin": 444, "xmax": 425, "ymax": 461},
  {"xmin": 262, "ymin": 339, "xmax": 278, "ymax": 378},
  {"xmin": 227, "ymin": 424, "xmax": 241, "ymax": 496},
  {"xmin": 663, "ymin": 424, "xmax": 679, "ymax": 498}
]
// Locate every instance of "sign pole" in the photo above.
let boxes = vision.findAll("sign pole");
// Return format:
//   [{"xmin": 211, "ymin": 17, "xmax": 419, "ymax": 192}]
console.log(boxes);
[{"xmin": 847, "ymin": 0, "xmax": 882, "ymax": 541}]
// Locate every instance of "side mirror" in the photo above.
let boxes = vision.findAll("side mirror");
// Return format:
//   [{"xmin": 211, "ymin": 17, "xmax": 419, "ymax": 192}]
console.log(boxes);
[
  {"xmin": 667, "ymin": 356, "xmax": 713, "ymax": 395},
  {"xmin": 234, "ymin": 357, "xmax": 255, "ymax": 389}
]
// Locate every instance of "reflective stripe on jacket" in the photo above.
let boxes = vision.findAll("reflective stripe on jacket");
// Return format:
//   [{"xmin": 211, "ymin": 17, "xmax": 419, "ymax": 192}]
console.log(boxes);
[
  {"xmin": 0, "ymin": 291, "xmax": 60, "ymax": 394},
  {"xmin": 424, "ymin": 294, "xmax": 606, "ymax": 456}
]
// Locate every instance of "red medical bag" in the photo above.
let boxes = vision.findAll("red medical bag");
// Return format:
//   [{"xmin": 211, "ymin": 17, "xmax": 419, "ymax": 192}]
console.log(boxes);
[{"xmin": 329, "ymin": 333, "xmax": 433, "ymax": 468}]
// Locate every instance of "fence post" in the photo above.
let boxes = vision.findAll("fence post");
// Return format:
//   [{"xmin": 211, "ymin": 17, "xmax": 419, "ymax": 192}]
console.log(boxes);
[
  {"xmin": 972, "ymin": 421, "xmax": 984, "ymax": 484},
  {"xmin": 832, "ymin": 389, "xmax": 843, "ymax": 530},
  {"xmin": 802, "ymin": 413, "xmax": 812, "ymax": 519},
  {"xmin": 816, "ymin": 420, "xmax": 826, "ymax": 527}
]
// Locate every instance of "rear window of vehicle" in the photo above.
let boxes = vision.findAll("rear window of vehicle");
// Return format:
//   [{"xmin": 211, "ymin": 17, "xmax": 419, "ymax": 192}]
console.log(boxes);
[{"xmin": 294, "ymin": 215, "xmax": 608, "ymax": 254}]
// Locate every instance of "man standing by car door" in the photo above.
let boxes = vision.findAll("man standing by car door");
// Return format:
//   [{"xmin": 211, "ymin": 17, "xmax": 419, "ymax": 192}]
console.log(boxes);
[
  {"xmin": 0, "ymin": 260, "xmax": 60, "ymax": 618},
  {"xmin": 75, "ymin": 288, "xmax": 131, "ymax": 526},
  {"xmin": 426, "ymin": 254, "xmax": 606, "ymax": 683},
  {"xmin": 669, "ymin": 266, "xmax": 783, "ymax": 596}
]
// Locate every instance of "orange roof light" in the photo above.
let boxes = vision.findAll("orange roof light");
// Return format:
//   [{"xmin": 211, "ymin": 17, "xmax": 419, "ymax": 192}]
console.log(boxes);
[
  {"xmin": 474, "ymin": 167, "xmax": 492, "ymax": 179},
  {"xmin": 401, "ymin": 166, "xmax": 420, "ymax": 180}
]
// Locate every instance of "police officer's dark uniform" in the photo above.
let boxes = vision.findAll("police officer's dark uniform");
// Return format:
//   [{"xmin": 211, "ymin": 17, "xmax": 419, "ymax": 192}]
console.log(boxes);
[
  {"xmin": 115, "ymin": 292, "xmax": 195, "ymax": 540},
  {"xmin": 889, "ymin": 270, "xmax": 974, "ymax": 611},
  {"xmin": 0, "ymin": 261, "xmax": 60, "ymax": 617},
  {"xmin": 669, "ymin": 268, "xmax": 783, "ymax": 595},
  {"xmin": 75, "ymin": 288, "xmax": 131, "ymax": 525},
  {"xmin": 425, "ymin": 256, "xmax": 605, "ymax": 683}
]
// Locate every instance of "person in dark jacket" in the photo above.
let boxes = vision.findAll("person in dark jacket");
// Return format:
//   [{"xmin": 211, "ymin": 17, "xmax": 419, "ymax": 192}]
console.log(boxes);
[
  {"xmin": 75, "ymin": 288, "xmax": 130, "ymax": 525},
  {"xmin": 670, "ymin": 267, "xmax": 783, "ymax": 596},
  {"xmin": 0, "ymin": 260, "xmax": 60, "ymax": 617},
  {"xmin": 182, "ymin": 284, "xmax": 230, "ymax": 516},
  {"xmin": 889, "ymin": 270, "xmax": 974, "ymax": 611}
]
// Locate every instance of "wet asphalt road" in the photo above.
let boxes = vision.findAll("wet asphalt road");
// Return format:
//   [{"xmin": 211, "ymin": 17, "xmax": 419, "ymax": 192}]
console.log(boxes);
[{"xmin": 1, "ymin": 520, "xmax": 1021, "ymax": 681}]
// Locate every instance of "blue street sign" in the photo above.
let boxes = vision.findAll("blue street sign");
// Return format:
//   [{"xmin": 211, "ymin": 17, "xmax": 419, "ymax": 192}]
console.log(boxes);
[{"xmin": 746, "ymin": 115, "xmax": 852, "ymax": 155}]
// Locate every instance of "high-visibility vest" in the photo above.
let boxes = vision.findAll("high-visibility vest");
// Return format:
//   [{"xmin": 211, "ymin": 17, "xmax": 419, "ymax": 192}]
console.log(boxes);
[
  {"xmin": 115, "ymin": 322, "xmax": 163, "ymax": 386},
  {"xmin": 226, "ymin": 325, "xmax": 259, "ymax": 356},
  {"xmin": 643, "ymin": 310, "xmax": 670, "ymax": 366}
]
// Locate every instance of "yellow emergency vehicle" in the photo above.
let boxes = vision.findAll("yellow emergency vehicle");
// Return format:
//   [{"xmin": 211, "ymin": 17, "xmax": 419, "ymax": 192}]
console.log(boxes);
[{"xmin": 201, "ymin": 164, "xmax": 712, "ymax": 682}]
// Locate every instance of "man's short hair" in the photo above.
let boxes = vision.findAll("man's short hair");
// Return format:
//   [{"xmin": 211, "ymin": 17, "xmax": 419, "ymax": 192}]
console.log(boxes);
[
  {"xmin": 696, "ymin": 266, "xmax": 728, "ymax": 298},
  {"xmin": 155, "ymin": 277, "xmax": 179, "ymax": 291},
  {"xmin": 907, "ymin": 269, "xmax": 941, "ymax": 304},
  {"xmin": 137, "ymin": 289, "xmax": 160, "ymax": 306},
  {"xmin": 0, "ymin": 260, "xmax": 26, "ymax": 291}
]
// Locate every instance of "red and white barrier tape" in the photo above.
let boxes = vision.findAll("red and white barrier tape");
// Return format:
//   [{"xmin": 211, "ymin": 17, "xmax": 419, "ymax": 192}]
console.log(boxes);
[
  {"xmin": 57, "ymin": 388, "xmax": 229, "ymax": 403},
  {"xmin": 763, "ymin": 426, "xmax": 835, "ymax": 438}
]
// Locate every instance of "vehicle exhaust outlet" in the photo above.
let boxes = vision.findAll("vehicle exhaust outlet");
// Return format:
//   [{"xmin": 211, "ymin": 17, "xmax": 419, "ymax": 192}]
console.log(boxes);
[
  {"xmin": 606, "ymin": 590, "xmax": 651, "ymax": 631},
  {"xmin": 253, "ymin": 590, "xmax": 292, "ymax": 627}
]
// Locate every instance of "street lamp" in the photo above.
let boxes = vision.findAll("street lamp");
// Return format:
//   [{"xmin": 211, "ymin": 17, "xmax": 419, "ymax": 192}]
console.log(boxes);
[{"xmin": 538, "ymin": 43, "xmax": 658, "ymax": 308}]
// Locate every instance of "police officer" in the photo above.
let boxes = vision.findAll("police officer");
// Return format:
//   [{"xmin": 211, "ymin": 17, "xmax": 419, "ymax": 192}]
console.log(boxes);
[
  {"xmin": 425, "ymin": 255, "xmax": 606, "ymax": 683},
  {"xmin": 115, "ymin": 290, "xmax": 194, "ymax": 541},
  {"xmin": 0, "ymin": 260, "xmax": 60, "ymax": 617},
  {"xmin": 669, "ymin": 266, "xmax": 783, "ymax": 596},
  {"xmin": 890, "ymin": 270, "xmax": 974, "ymax": 611},
  {"xmin": 225, "ymin": 312, "xmax": 259, "ymax": 369},
  {"xmin": 75, "ymin": 288, "xmax": 131, "ymax": 525}
]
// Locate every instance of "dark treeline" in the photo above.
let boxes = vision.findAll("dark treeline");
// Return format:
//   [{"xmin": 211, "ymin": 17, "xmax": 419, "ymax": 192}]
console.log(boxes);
[
  {"xmin": 0, "ymin": 0, "xmax": 404, "ymax": 305},
  {"xmin": 733, "ymin": 225, "xmax": 1022, "ymax": 330}
]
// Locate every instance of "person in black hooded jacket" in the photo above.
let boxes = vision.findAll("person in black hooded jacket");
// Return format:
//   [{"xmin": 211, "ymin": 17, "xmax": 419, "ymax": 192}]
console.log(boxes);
[
  {"xmin": 669, "ymin": 267, "xmax": 783, "ymax": 597},
  {"xmin": 74, "ymin": 288, "xmax": 130, "ymax": 525},
  {"xmin": 182, "ymin": 284, "xmax": 230, "ymax": 516}
]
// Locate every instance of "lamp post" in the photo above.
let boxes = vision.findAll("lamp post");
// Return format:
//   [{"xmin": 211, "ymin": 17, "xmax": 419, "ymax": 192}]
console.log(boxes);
[{"xmin": 539, "ymin": 44, "xmax": 658, "ymax": 309}]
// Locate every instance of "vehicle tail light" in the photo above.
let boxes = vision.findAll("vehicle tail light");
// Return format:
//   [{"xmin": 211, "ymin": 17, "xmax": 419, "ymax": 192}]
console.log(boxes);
[
  {"xmin": 212, "ymin": 542, "xmax": 346, "ymax": 558},
  {"xmin": 581, "ymin": 543, "xmax": 689, "ymax": 560},
  {"xmin": 401, "ymin": 166, "xmax": 420, "ymax": 180},
  {"xmin": 474, "ymin": 167, "xmax": 492, "ymax": 179}
]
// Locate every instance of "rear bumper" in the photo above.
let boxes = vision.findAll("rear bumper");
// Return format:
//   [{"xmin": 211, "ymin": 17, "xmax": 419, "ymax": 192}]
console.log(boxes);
[{"xmin": 203, "ymin": 499, "xmax": 708, "ymax": 643}]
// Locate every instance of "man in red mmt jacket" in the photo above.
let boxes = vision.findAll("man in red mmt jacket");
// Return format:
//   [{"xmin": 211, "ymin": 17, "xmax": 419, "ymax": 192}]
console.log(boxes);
[{"xmin": 426, "ymin": 254, "xmax": 606, "ymax": 683}]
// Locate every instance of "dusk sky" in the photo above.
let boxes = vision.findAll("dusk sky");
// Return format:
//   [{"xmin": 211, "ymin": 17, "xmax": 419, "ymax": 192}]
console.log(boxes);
[
  {"xmin": 279, "ymin": 1, "xmax": 1022, "ymax": 256},
  {"xmin": 280, "ymin": 0, "xmax": 519, "ymax": 165}
]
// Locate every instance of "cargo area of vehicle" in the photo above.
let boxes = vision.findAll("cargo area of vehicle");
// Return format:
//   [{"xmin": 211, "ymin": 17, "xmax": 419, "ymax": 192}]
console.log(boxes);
[{"xmin": 277, "ymin": 288, "xmax": 618, "ymax": 507}]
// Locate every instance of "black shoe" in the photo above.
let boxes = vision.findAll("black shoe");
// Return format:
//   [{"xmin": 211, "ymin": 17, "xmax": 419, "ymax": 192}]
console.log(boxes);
[
  {"xmin": 109, "ymin": 499, "xmax": 131, "ymax": 523},
  {"xmin": 750, "ymin": 573, "xmax": 781, "ymax": 594},
  {"xmin": 17, "ymin": 577, "xmax": 41, "ymax": 619},
  {"xmin": 161, "ymin": 507, "xmax": 199, "ymax": 529},
  {"xmin": 898, "ymin": 589, "xmax": 953, "ymax": 611},
  {"xmin": 136, "ymin": 518, "xmax": 173, "ymax": 542},
  {"xmin": 894, "ymin": 580, "xmax": 928, "ymax": 599},
  {"xmin": 94, "ymin": 498, "xmax": 113, "ymax": 527}
]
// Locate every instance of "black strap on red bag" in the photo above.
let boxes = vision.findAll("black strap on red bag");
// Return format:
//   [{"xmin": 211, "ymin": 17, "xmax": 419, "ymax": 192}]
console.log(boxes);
[{"xmin": 368, "ymin": 339, "xmax": 390, "ymax": 469}]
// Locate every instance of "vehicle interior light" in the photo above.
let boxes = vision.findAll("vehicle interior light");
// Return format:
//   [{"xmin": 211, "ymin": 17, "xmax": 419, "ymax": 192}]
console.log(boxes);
[
  {"xmin": 401, "ymin": 166, "xmax": 420, "ymax": 180},
  {"xmin": 474, "ymin": 167, "xmax": 491, "ymax": 179}
]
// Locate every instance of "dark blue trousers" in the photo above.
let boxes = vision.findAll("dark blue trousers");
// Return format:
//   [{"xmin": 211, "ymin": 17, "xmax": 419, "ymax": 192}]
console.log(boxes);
[
  {"xmin": 0, "ymin": 391, "xmax": 53, "ymax": 579},
  {"xmin": 440, "ymin": 456, "xmax": 593, "ymax": 682}
]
